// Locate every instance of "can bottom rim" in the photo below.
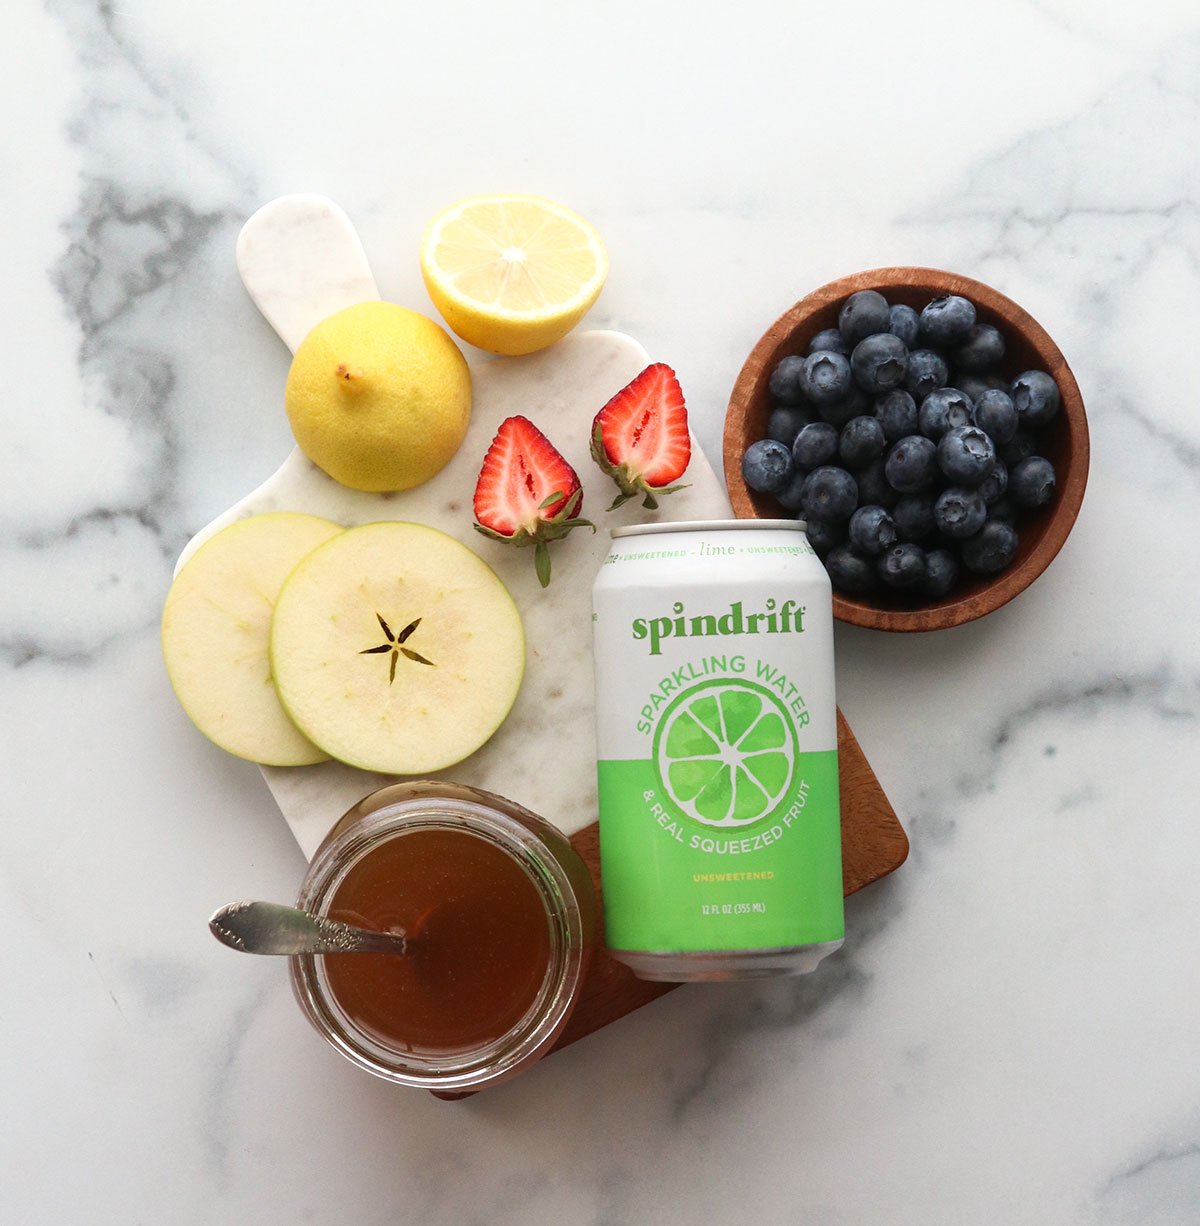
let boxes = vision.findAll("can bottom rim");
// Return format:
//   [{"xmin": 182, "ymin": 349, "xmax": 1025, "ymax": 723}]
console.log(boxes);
[{"xmin": 610, "ymin": 939, "xmax": 843, "ymax": 983}]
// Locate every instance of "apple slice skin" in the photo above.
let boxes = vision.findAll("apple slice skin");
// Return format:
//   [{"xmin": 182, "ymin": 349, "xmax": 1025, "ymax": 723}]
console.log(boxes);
[
  {"xmin": 162, "ymin": 512, "xmax": 343, "ymax": 766},
  {"xmin": 269, "ymin": 521, "xmax": 525, "ymax": 775}
]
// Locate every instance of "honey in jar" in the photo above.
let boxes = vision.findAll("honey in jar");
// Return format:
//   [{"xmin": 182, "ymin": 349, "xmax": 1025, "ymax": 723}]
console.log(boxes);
[{"xmin": 291, "ymin": 782, "xmax": 595, "ymax": 1092}]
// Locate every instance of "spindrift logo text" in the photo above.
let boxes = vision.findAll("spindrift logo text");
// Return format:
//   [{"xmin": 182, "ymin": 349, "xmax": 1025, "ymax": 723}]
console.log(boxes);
[{"xmin": 631, "ymin": 599, "xmax": 806, "ymax": 656}]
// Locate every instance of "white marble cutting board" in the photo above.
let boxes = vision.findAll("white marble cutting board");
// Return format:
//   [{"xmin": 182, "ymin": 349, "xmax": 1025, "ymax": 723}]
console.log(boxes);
[{"xmin": 177, "ymin": 195, "xmax": 734, "ymax": 858}]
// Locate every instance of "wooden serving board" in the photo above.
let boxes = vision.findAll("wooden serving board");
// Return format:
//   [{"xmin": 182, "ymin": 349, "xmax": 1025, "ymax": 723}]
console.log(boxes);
[
  {"xmin": 435, "ymin": 711, "xmax": 905, "ymax": 1098},
  {"xmin": 187, "ymin": 196, "xmax": 908, "ymax": 1094},
  {"xmin": 549, "ymin": 709, "xmax": 907, "ymax": 1049}
]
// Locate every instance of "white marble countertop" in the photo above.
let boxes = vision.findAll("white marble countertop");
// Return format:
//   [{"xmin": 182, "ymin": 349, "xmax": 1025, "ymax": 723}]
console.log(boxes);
[{"xmin": 5, "ymin": 2, "xmax": 1199, "ymax": 1223}]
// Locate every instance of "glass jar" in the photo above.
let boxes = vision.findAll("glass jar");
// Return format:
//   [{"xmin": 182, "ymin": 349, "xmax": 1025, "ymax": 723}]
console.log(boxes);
[{"xmin": 291, "ymin": 780, "xmax": 596, "ymax": 1093}]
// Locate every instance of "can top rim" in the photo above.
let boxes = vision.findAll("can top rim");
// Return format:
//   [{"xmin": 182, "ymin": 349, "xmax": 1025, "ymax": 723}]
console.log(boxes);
[{"xmin": 611, "ymin": 518, "xmax": 806, "ymax": 539}]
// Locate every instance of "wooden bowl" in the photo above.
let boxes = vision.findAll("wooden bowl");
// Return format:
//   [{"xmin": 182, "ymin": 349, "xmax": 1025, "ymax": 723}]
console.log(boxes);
[{"xmin": 723, "ymin": 268, "xmax": 1089, "ymax": 632}]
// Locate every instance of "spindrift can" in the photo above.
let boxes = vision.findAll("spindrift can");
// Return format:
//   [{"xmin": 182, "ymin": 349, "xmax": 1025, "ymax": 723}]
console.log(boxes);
[{"xmin": 591, "ymin": 520, "xmax": 843, "ymax": 982}]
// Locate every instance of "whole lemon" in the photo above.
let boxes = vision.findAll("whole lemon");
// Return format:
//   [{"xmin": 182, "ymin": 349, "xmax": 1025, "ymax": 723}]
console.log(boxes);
[{"xmin": 285, "ymin": 301, "xmax": 471, "ymax": 492}]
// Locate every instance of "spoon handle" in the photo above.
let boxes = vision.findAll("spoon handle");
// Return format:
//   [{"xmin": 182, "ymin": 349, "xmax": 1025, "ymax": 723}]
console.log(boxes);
[{"xmin": 209, "ymin": 900, "xmax": 409, "ymax": 956}]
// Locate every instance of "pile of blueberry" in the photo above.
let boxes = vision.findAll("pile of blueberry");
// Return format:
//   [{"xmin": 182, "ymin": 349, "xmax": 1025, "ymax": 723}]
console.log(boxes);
[{"xmin": 740, "ymin": 289, "xmax": 1060, "ymax": 599}]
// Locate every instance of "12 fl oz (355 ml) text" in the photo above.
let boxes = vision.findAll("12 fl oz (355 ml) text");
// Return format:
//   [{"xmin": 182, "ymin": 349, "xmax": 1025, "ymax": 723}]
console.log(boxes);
[{"xmin": 701, "ymin": 902, "xmax": 767, "ymax": 916}]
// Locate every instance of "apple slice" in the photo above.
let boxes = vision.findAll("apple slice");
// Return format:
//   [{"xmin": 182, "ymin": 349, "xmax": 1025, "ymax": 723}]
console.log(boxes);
[
  {"xmin": 162, "ymin": 512, "xmax": 344, "ymax": 765},
  {"xmin": 269, "ymin": 522, "xmax": 525, "ymax": 775}
]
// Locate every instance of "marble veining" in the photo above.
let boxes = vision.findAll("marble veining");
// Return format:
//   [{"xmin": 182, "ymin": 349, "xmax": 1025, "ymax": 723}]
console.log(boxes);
[{"xmin": 4, "ymin": 1, "xmax": 1200, "ymax": 1223}]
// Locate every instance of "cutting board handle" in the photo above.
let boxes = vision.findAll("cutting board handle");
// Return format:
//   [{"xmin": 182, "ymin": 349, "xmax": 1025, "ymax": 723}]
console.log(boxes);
[{"xmin": 235, "ymin": 194, "xmax": 381, "ymax": 354}]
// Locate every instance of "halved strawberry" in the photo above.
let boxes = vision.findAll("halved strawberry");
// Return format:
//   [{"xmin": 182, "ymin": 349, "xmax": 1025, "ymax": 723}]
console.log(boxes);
[
  {"xmin": 590, "ymin": 362, "xmax": 692, "ymax": 510},
  {"xmin": 473, "ymin": 415, "xmax": 593, "ymax": 587}
]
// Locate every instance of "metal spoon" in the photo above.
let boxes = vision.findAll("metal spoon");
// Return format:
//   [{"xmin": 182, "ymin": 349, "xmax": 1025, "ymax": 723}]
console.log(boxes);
[{"xmin": 209, "ymin": 900, "xmax": 409, "ymax": 956}]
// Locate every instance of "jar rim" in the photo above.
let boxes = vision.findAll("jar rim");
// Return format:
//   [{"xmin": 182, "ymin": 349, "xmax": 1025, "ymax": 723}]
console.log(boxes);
[{"xmin": 290, "ymin": 792, "xmax": 588, "ymax": 1091}]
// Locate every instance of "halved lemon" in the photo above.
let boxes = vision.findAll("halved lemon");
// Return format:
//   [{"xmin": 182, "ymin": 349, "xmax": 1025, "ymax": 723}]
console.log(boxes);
[
  {"xmin": 657, "ymin": 682, "xmax": 795, "ymax": 828},
  {"xmin": 420, "ymin": 194, "xmax": 608, "ymax": 356}
]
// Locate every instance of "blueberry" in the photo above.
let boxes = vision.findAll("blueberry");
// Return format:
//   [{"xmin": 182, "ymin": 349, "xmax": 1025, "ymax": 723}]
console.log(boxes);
[
  {"xmin": 848, "ymin": 505, "xmax": 897, "ymax": 556},
  {"xmin": 792, "ymin": 421, "xmax": 839, "ymax": 468},
  {"xmin": 960, "ymin": 372, "xmax": 1009, "ymax": 402},
  {"xmin": 888, "ymin": 304, "xmax": 921, "ymax": 348},
  {"xmin": 1009, "ymin": 455, "xmax": 1056, "ymax": 508},
  {"xmin": 874, "ymin": 389, "xmax": 919, "ymax": 442},
  {"xmin": 839, "ymin": 415, "xmax": 887, "ymax": 469},
  {"xmin": 804, "ymin": 517, "xmax": 845, "ymax": 559},
  {"xmin": 1010, "ymin": 370, "xmax": 1061, "ymax": 428},
  {"xmin": 819, "ymin": 384, "xmax": 870, "ymax": 429},
  {"xmin": 877, "ymin": 543, "xmax": 928, "ymax": 590},
  {"xmin": 884, "ymin": 435, "xmax": 939, "ymax": 493},
  {"xmin": 825, "ymin": 544, "xmax": 877, "ymax": 595},
  {"xmin": 956, "ymin": 374, "xmax": 991, "ymax": 404},
  {"xmin": 937, "ymin": 424, "xmax": 996, "ymax": 486},
  {"xmin": 919, "ymin": 387, "xmax": 974, "ymax": 441},
  {"xmin": 802, "ymin": 465, "xmax": 859, "ymax": 521},
  {"xmin": 838, "ymin": 290, "xmax": 891, "ymax": 348},
  {"xmin": 952, "ymin": 323, "xmax": 1006, "ymax": 373},
  {"xmin": 920, "ymin": 294, "xmax": 977, "ymax": 346},
  {"xmin": 986, "ymin": 495, "xmax": 1018, "ymax": 525},
  {"xmin": 902, "ymin": 349, "xmax": 949, "ymax": 400},
  {"xmin": 933, "ymin": 486, "xmax": 987, "ymax": 539},
  {"xmin": 843, "ymin": 384, "xmax": 872, "ymax": 413},
  {"xmin": 976, "ymin": 459, "xmax": 1009, "ymax": 505},
  {"xmin": 850, "ymin": 332, "xmax": 909, "ymax": 394},
  {"xmin": 922, "ymin": 548, "xmax": 960, "ymax": 598},
  {"xmin": 776, "ymin": 468, "xmax": 809, "ymax": 512},
  {"xmin": 767, "ymin": 355, "xmax": 808, "ymax": 407},
  {"xmin": 990, "ymin": 492, "xmax": 1019, "ymax": 527},
  {"xmin": 741, "ymin": 439, "xmax": 794, "ymax": 495},
  {"xmin": 999, "ymin": 430, "xmax": 1038, "ymax": 468},
  {"xmin": 808, "ymin": 328, "xmax": 849, "ymax": 356},
  {"xmin": 766, "ymin": 403, "xmax": 814, "ymax": 447},
  {"xmin": 801, "ymin": 350, "xmax": 853, "ymax": 406},
  {"xmin": 961, "ymin": 520, "xmax": 1019, "ymax": 574},
  {"xmin": 892, "ymin": 495, "xmax": 936, "ymax": 543},
  {"xmin": 973, "ymin": 389, "xmax": 1018, "ymax": 444},
  {"xmin": 855, "ymin": 458, "xmax": 899, "ymax": 510}
]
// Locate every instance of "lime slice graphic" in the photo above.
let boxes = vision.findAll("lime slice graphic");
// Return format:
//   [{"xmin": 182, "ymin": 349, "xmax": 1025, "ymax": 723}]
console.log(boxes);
[{"xmin": 657, "ymin": 681, "xmax": 796, "ymax": 828}]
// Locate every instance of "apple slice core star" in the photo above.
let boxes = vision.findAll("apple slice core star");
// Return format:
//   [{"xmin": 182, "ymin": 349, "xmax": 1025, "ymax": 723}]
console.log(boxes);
[{"xmin": 269, "ymin": 522, "xmax": 525, "ymax": 775}]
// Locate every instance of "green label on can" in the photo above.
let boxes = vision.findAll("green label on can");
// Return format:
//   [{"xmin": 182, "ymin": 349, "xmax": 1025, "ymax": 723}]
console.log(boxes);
[{"xmin": 597, "ymin": 675, "xmax": 844, "ymax": 953}]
